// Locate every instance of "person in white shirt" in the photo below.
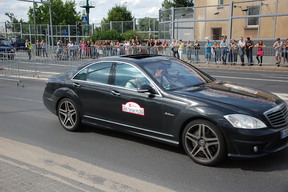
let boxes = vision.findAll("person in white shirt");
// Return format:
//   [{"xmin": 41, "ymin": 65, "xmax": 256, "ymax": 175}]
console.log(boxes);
[
  {"xmin": 124, "ymin": 40, "xmax": 130, "ymax": 55},
  {"xmin": 273, "ymin": 38, "xmax": 283, "ymax": 66},
  {"xmin": 238, "ymin": 37, "xmax": 246, "ymax": 66}
]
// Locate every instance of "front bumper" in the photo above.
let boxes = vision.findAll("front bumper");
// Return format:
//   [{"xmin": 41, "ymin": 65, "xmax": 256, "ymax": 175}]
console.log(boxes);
[{"xmin": 224, "ymin": 125, "xmax": 288, "ymax": 158}]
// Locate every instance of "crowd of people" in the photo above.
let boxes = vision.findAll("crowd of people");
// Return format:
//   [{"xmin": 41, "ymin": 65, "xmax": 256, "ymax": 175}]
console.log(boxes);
[
  {"xmin": 24, "ymin": 37, "xmax": 288, "ymax": 66},
  {"xmin": 203, "ymin": 36, "xmax": 288, "ymax": 67}
]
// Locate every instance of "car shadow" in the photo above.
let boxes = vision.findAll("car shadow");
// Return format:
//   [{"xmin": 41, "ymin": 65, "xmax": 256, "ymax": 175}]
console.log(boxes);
[
  {"xmin": 216, "ymin": 149, "xmax": 288, "ymax": 171},
  {"xmin": 79, "ymin": 124, "xmax": 288, "ymax": 171},
  {"xmin": 78, "ymin": 124, "xmax": 186, "ymax": 155}
]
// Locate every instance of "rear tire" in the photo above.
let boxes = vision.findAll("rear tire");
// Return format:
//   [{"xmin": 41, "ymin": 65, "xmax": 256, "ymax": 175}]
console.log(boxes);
[
  {"xmin": 182, "ymin": 120, "xmax": 226, "ymax": 166},
  {"xmin": 57, "ymin": 98, "xmax": 81, "ymax": 131}
]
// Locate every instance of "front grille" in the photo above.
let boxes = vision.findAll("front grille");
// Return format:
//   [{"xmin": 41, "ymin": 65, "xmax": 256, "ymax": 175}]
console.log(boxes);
[{"xmin": 264, "ymin": 103, "xmax": 288, "ymax": 128}]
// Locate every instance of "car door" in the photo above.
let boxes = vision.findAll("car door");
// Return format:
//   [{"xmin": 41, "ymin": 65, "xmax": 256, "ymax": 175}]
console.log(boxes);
[
  {"xmin": 72, "ymin": 62, "xmax": 114, "ymax": 119},
  {"xmin": 106, "ymin": 62, "xmax": 166, "ymax": 135}
]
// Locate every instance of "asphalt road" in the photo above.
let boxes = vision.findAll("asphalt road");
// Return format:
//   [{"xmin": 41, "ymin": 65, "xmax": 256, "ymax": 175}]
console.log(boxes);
[{"xmin": 1, "ymin": 68, "xmax": 288, "ymax": 192}]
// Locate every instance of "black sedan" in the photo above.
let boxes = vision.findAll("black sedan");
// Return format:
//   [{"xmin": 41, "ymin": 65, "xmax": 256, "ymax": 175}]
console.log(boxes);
[{"xmin": 43, "ymin": 54, "xmax": 288, "ymax": 166}]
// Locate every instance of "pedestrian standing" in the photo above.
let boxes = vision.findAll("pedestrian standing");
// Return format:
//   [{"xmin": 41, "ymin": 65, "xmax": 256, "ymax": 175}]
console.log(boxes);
[
  {"xmin": 36, "ymin": 40, "xmax": 41, "ymax": 56},
  {"xmin": 231, "ymin": 39, "xmax": 238, "ymax": 65},
  {"xmin": 284, "ymin": 39, "xmax": 288, "ymax": 64},
  {"xmin": 273, "ymin": 38, "xmax": 283, "ymax": 67},
  {"xmin": 212, "ymin": 41, "xmax": 220, "ymax": 64},
  {"xmin": 170, "ymin": 39, "xmax": 179, "ymax": 59},
  {"xmin": 162, "ymin": 40, "xmax": 168, "ymax": 55},
  {"xmin": 40, "ymin": 40, "xmax": 48, "ymax": 57},
  {"xmin": 186, "ymin": 40, "xmax": 192, "ymax": 62},
  {"xmin": 193, "ymin": 40, "xmax": 200, "ymax": 63},
  {"xmin": 155, "ymin": 39, "xmax": 163, "ymax": 55},
  {"xmin": 124, "ymin": 40, "xmax": 130, "ymax": 55},
  {"xmin": 255, "ymin": 40, "xmax": 266, "ymax": 66},
  {"xmin": 178, "ymin": 39, "xmax": 185, "ymax": 60},
  {"xmin": 25, "ymin": 39, "xmax": 32, "ymax": 60},
  {"xmin": 204, "ymin": 39, "xmax": 213, "ymax": 64},
  {"xmin": 245, "ymin": 37, "xmax": 254, "ymax": 66},
  {"xmin": 220, "ymin": 36, "xmax": 228, "ymax": 65},
  {"xmin": 238, "ymin": 37, "xmax": 246, "ymax": 66}
]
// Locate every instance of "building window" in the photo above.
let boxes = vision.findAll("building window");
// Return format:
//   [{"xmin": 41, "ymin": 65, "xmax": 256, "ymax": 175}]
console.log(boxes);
[
  {"xmin": 211, "ymin": 28, "xmax": 222, "ymax": 40},
  {"xmin": 247, "ymin": 6, "xmax": 260, "ymax": 26},
  {"xmin": 219, "ymin": 0, "xmax": 224, "ymax": 5}
]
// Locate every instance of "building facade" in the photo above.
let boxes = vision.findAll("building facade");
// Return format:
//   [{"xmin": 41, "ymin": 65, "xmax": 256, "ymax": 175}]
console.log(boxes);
[{"xmin": 194, "ymin": 0, "xmax": 288, "ymax": 40}]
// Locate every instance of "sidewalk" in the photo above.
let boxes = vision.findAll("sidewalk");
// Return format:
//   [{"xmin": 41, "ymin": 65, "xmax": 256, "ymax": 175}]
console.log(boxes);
[{"xmin": 0, "ymin": 157, "xmax": 100, "ymax": 192}]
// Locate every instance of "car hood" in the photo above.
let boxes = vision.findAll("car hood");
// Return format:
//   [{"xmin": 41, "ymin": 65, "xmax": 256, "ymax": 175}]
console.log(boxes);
[{"xmin": 173, "ymin": 80, "xmax": 281, "ymax": 113}]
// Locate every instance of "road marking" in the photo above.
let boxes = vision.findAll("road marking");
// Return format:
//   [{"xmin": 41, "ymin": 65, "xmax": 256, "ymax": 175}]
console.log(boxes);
[
  {"xmin": 213, "ymin": 75, "xmax": 288, "ymax": 83},
  {"xmin": 0, "ymin": 96, "xmax": 42, "ymax": 103}
]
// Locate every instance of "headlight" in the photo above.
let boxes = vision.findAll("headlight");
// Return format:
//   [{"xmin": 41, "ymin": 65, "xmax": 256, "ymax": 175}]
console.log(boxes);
[{"xmin": 224, "ymin": 114, "xmax": 267, "ymax": 129}]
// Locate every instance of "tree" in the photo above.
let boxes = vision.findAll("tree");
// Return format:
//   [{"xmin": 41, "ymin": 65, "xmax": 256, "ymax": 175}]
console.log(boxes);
[
  {"xmin": 86, "ymin": 30, "xmax": 121, "ymax": 41},
  {"xmin": 27, "ymin": 0, "xmax": 81, "ymax": 25},
  {"xmin": 121, "ymin": 30, "xmax": 144, "ymax": 41},
  {"xmin": 161, "ymin": 0, "xmax": 194, "ymax": 9},
  {"xmin": 101, "ymin": 4, "xmax": 134, "ymax": 34},
  {"xmin": 5, "ymin": 12, "xmax": 24, "ymax": 37},
  {"xmin": 101, "ymin": 4, "xmax": 133, "ymax": 23}
]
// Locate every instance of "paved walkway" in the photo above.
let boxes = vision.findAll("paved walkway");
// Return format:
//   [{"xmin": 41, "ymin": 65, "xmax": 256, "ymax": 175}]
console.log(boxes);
[{"xmin": 0, "ymin": 156, "xmax": 102, "ymax": 192}]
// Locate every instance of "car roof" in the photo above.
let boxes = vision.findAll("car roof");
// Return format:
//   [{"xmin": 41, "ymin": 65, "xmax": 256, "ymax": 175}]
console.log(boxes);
[{"xmin": 95, "ymin": 54, "xmax": 172, "ymax": 65}]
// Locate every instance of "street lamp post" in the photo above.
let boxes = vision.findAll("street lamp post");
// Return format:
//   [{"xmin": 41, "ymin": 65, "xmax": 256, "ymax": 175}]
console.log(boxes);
[{"xmin": 80, "ymin": 0, "xmax": 95, "ymax": 35}]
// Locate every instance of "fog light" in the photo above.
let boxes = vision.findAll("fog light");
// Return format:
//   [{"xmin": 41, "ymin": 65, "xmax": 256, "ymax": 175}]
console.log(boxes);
[{"xmin": 253, "ymin": 146, "xmax": 259, "ymax": 153}]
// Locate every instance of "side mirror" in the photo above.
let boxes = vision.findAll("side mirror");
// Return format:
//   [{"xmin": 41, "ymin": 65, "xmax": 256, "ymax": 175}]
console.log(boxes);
[{"xmin": 137, "ymin": 84, "xmax": 157, "ymax": 94}]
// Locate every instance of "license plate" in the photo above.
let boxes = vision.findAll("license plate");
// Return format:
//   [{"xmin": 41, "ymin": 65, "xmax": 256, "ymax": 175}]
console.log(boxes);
[{"xmin": 280, "ymin": 128, "xmax": 288, "ymax": 139}]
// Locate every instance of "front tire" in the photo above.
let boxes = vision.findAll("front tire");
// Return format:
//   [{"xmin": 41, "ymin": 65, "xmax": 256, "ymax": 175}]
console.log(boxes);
[
  {"xmin": 57, "ymin": 98, "xmax": 81, "ymax": 131},
  {"xmin": 182, "ymin": 120, "xmax": 226, "ymax": 166}
]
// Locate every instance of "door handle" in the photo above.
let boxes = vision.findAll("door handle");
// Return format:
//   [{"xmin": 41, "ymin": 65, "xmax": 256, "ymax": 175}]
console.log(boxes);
[
  {"xmin": 73, "ymin": 82, "xmax": 81, "ymax": 88},
  {"xmin": 111, "ymin": 90, "xmax": 121, "ymax": 97}
]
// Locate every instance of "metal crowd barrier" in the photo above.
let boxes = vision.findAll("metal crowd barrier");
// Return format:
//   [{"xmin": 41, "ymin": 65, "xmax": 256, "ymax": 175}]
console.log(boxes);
[{"xmin": 0, "ymin": 45, "xmax": 287, "ymax": 86}]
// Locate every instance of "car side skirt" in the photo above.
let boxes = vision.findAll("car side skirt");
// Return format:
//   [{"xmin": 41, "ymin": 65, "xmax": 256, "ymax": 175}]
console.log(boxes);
[{"xmin": 83, "ymin": 115, "xmax": 179, "ymax": 145}]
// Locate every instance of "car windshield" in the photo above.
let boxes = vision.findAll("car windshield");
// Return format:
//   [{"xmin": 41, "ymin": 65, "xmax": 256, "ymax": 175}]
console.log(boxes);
[
  {"xmin": 0, "ymin": 39, "xmax": 10, "ymax": 46},
  {"xmin": 142, "ymin": 59, "xmax": 214, "ymax": 91}
]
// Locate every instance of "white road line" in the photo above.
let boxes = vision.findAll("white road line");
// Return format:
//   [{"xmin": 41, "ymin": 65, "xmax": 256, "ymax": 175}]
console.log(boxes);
[
  {"xmin": 214, "ymin": 75, "xmax": 288, "ymax": 83},
  {"xmin": 0, "ymin": 96, "xmax": 42, "ymax": 103}
]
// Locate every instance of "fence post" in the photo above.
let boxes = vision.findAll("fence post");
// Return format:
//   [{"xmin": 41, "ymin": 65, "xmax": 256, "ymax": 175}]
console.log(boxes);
[
  {"xmin": 133, "ymin": 18, "xmax": 136, "ymax": 31},
  {"xmin": 228, "ymin": 1, "xmax": 233, "ymax": 43},
  {"xmin": 171, "ymin": 7, "xmax": 175, "ymax": 40}
]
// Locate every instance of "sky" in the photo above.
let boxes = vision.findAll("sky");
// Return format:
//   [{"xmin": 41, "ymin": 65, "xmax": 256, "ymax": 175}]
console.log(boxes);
[{"xmin": 0, "ymin": 0, "xmax": 163, "ymax": 23}]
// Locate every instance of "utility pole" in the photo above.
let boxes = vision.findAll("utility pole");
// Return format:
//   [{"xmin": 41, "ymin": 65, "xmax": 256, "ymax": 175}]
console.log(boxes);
[{"xmin": 80, "ymin": 0, "xmax": 95, "ymax": 35}]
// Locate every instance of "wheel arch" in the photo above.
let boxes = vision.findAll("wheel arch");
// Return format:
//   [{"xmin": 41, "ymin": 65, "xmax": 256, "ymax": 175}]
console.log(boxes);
[
  {"xmin": 53, "ymin": 88, "xmax": 83, "ymax": 116},
  {"xmin": 178, "ymin": 116, "xmax": 228, "ymax": 150}
]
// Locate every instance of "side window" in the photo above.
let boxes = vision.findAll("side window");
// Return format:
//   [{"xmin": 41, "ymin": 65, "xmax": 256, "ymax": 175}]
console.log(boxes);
[
  {"xmin": 73, "ymin": 68, "xmax": 87, "ymax": 81},
  {"xmin": 73, "ymin": 62, "xmax": 112, "ymax": 84},
  {"xmin": 114, "ymin": 63, "xmax": 149, "ymax": 90},
  {"xmin": 86, "ymin": 62, "xmax": 112, "ymax": 84}
]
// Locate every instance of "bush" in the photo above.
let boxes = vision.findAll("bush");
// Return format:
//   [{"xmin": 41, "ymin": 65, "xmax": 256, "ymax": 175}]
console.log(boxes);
[
  {"xmin": 121, "ymin": 30, "xmax": 144, "ymax": 41},
  {"xmin": 85, "ymin": 30, "xmax": 121, "ymax": 42}
]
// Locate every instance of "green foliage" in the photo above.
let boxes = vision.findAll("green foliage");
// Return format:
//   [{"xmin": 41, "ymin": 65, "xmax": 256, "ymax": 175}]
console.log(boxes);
[
  {"xmin": 86, "ymin": 30, "xmax": 121, "ymax": 41},
  {"xmin": 162, "ymin": 0, "xmax": 194, "ymax": 9},
  {"xmin": 102, "ymin": 4, "xmax": 133, "ymax": 23},
  {"xmin": 27, "ymin": 0, "xmax": 81, "ymax": 25},
  {"xmin": 121, "ymin": 30, "xmax": 144, "ymax": 41}
]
